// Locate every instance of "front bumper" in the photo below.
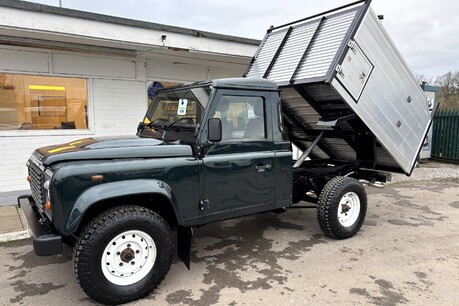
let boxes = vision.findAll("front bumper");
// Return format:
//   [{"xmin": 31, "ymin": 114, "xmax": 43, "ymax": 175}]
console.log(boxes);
[{"xmin": 18, "ymin": 195, "xmax": 62, "ymax": 256}]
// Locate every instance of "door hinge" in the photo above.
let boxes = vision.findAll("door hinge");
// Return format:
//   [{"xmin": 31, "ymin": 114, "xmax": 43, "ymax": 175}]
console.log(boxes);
[
  {"xmin": 199, "ymin": 199, "xmax": 210, "ymax": 211},
  {"xmin": 336, "ymin": 64, "xmax": 344, "ymax": 78},
  {"xmin": 347, "ymin": 40, "xmax": 356, "ymax": 52}
]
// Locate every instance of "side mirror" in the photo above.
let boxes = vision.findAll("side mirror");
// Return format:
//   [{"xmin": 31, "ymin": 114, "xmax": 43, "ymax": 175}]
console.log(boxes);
[{"xmin": 207, "ymin": 118, "xmax": 222, "ymax": 143}]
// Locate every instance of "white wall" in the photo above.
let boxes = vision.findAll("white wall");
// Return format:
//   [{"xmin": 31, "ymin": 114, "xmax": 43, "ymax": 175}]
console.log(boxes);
[
  {"xmin": 0, "ymin": 45, "xmax": 248, "ymax": 195},
  {"xmin": 0, "ymin": 48, "xmax": 49, "ymax": 72},
  {"xmin": 0, "ymin": 135, "xmax": 87, "ymax": 192},
  {"xmin": 147, "ymin": 61, "xmax": 208, "ymax": 83},
  {"xmin": 53, "ymin": 54, "xmax": 137, "ymax": 79},
  {"xmin": 93, "ymin": 79, "xmax": 146, "ymax": 136}
]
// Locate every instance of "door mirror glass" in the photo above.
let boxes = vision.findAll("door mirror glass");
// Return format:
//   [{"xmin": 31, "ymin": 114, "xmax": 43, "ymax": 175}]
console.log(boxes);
[{"xmin": 208, "ymin": 118, "xmax": 222, "ymax": 143}]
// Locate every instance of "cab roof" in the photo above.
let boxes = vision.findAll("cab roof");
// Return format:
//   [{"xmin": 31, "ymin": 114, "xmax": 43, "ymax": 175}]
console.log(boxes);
[
  {"xmin": 163, "ymin": 78, "xmax": 278, "ymax": 92},
  {"xmin": 212, "ymin": 78, "xmax": 278, "ymax": 90}
]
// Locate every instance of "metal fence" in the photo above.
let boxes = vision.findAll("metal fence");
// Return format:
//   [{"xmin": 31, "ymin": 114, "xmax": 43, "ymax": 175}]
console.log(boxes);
[{"xmin": 432, "ymin": 109, "xmax": 459, "ymax": 162}]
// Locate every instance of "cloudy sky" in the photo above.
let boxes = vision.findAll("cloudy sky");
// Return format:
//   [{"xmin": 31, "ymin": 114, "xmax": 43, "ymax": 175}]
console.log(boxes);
[{"xmin": 27, "ymin": 0, "xmax": 458, "ymax": 79}]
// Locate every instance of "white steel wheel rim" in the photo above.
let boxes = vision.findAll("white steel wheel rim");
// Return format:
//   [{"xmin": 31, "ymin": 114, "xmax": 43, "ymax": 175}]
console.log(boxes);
[
  {"xmin": 337, "ymin": 192, "xmax": 361, "ymax": 227},
  {"xmin": 101, "ymin": 230, "xmax": 157, "ymax": 286}
]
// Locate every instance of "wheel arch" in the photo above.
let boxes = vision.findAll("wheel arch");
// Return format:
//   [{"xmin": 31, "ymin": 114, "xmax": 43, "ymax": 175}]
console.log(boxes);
[{"xmin": 64, "ymin": 179, "xmax": 181, "ymax": 235}]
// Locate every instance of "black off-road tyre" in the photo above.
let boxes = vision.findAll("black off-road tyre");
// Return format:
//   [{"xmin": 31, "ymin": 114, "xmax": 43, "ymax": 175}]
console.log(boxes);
[
  {"xmin": 317, "ymin": 177, "xmax": 367, "ymax": 239},
  {"xmin": 73, "ymin": 206, "xmax": 174, "ymax": 305}
]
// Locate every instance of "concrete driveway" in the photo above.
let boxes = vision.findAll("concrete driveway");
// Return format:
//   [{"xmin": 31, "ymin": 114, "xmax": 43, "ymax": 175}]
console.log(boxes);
[{"xmin": 1, "ymin": 180, "xmax": 459, "ymax": 305}]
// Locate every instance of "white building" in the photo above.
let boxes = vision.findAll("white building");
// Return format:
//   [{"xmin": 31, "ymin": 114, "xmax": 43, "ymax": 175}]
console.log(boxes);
[
  {"xmin": 0, "ymin": 0, "xmax": 259, "ymax": 204},
  {"xmin": 419, "ymin": 84, "xmax": 440, "ymax": 159}
]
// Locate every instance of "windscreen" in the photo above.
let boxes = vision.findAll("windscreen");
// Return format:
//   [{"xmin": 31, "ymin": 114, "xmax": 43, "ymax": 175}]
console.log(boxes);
[{"xmin": 144, "ymin": 86, "xmax": 211, "ymax": 129}]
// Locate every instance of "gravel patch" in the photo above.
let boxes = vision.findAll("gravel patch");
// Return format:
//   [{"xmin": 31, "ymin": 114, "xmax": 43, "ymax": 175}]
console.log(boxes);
[{"xmin": 390, "ymin": 160, "xmax": 459, "ymax": 184}]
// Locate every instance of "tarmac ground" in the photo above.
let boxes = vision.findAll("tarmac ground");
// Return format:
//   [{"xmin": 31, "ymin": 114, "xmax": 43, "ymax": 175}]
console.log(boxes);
[{"xmin": 1, "ymin": 179, "xmax": 459, "ymax": 305}]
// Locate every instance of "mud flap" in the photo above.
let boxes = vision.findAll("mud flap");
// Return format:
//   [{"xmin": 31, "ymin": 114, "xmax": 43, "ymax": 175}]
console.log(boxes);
[{"xmin": 177, "ymin": 226, "xmax": 193, "ymax": 270}]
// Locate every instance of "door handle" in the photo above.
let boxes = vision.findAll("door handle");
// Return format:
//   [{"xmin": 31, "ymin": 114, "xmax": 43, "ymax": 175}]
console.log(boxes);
[{"xmin": 256, "ymin": 164, "xmax": 272, "ymax": 172}]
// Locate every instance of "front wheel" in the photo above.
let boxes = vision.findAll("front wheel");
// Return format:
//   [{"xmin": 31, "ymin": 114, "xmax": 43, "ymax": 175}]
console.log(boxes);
[
  {"xmin": 73, "ymin": 206, "xmax": 174, "ymax": 305},
  {"xmin": 317, "ymin": 177, "xmax": 367, "ymax": 239}
]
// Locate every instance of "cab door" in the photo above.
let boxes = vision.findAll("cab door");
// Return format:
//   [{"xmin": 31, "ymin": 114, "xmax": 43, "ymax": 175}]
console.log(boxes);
[{"xmin": 200, "ymin": 90, "xmax": 277, "ymax": 222}]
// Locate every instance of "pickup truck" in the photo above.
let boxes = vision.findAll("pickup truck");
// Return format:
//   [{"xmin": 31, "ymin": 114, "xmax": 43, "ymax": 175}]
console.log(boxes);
[{"xmin": 18, "ymin": 1, "xmax": 435, "ymax": 304}]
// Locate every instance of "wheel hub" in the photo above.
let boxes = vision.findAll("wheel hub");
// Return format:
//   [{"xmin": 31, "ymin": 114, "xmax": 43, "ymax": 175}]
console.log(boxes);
[
  {"xmin": 120, "ymin": 248, "xmax": 135, "ymax": 263},
  {"xmin": 341, "ymin": 203, "xmax": 351, "ymax": 214},
  {"xmin": 337, "ymin": 192, "xmax": 361, "ymax": 227},
  {"xmin": 101, "ymin": 230, "xmax": 157, "ymax": 286}
]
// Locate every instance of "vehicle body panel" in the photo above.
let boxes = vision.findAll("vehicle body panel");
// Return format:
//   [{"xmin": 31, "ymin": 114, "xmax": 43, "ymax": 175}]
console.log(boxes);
[
  {"xmin": 29, "ymin": 80, "xmax": 289, "ymax": 236},
  {"xmin": 42, "ymin": 139, "xmax": 200, "ymax": 234},
  {"xmin": 37, "ymin": 136, "xmax": 192, "ymax": 166}
]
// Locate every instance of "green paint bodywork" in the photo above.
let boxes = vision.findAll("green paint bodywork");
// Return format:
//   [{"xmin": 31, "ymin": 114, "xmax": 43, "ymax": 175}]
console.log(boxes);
[
  {"xmin": 49, "ymin": 150, "xmax": 198, "ymax": 235},
  {"xmin": 65, "ymin": 179, "xmax": 175, "ymax": 233},
  {"xmin": 31, "ymin": 78, "xmax": 293, "ymax": 236}
]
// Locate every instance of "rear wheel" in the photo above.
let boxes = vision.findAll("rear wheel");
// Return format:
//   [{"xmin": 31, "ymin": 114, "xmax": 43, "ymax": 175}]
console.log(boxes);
[
  {"xmin": 317, "ymin": 177, "xmax": 367, "ymax": 239},
  {"xmin": 74, "ymin": 206, "xmax": 174, "ymax": 305}
]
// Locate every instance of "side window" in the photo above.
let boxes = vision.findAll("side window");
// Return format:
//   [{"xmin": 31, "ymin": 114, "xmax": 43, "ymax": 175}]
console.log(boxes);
[{"xmin": 212, "ymin": 95, "xmax": 266, "ymax": 141}]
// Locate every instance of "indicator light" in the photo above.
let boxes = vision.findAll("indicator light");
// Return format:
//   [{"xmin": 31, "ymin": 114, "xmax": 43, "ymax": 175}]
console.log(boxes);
[{"xmin": 92, "ymin": 175, "xmax": 104, "ymax": 182}]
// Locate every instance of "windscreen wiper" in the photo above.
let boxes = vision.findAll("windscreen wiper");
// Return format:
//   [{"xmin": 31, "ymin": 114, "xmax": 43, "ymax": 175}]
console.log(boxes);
[
  {"xmin": 164, "ymin": 117, "xmax": 195, "ymax": 130},
  {"xmin": 160, "ymin": 117, "xmax": 195, "ymax": 139},
  {"xmin": 147, "ymin": 118, "xmax": 169, "ymax": 128}
]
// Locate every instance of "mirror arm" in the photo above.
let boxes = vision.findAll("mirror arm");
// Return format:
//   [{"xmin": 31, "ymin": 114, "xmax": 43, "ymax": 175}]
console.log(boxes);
[{"xmin": 201, "ymin": 141, "xmax": 216, "ymax": 149}]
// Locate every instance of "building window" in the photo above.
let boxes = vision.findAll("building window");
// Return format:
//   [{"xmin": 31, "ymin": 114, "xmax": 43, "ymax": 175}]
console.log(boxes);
[{"xmin": 0, "ymin": 73, "xmax": 88, "ymax": 130}]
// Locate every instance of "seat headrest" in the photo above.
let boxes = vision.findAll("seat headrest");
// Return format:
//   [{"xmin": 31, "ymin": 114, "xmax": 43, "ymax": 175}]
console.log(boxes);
[{"xmin": 253, "ymin": 102, "xmax": 264, "ymax": 117}]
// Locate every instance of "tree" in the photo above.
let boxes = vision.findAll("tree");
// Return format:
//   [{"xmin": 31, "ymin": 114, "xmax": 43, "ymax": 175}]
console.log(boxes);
[
  {"xmin": 435, "ymin": 70, "xmax": 459, "ymax": 109},
  {"xmin": 412, "ymin": 72, "xmax": 434, "ymax": 85}
]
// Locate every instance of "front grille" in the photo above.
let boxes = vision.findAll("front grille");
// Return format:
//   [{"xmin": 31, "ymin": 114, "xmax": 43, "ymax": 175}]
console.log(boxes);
[
  {"xmin": 28, "ymin": 161, "xmax": 44, "ymax": 208},
  {"xmin": 32, "ymin": 150, "xmax": 45, "ymax": 163}
]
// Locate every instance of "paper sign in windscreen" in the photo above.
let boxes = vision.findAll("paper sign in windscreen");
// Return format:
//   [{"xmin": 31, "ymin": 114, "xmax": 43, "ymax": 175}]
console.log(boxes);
[{"xmin": 177, "ymin": 99, "xmax": 188, "ymax": 115}]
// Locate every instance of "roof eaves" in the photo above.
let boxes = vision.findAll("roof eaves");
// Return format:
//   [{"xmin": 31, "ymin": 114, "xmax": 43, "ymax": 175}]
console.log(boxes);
[{"xmin": 0, "ymin": 0, "xmax": 261, "ymax": 46}]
